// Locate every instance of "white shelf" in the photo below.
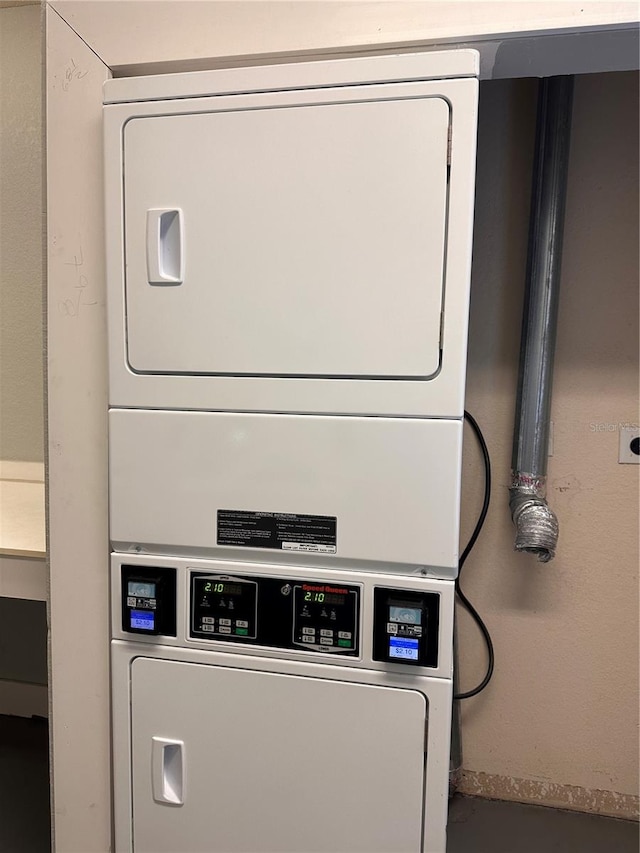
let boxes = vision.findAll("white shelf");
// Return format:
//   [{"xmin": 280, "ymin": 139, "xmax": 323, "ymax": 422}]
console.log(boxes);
[{"xmin": 0, "ymin": 461, "xmax": 46, "ymax": 601}]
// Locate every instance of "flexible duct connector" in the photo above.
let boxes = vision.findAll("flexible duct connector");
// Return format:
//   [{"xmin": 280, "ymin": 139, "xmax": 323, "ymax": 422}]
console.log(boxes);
[
  {"xmin": 509, "ymin": 473, "xmax": 559, "ymax": 563},
  {"xmin": 510, "ymin": 76, "xmax": 573, "ymax": 563}
]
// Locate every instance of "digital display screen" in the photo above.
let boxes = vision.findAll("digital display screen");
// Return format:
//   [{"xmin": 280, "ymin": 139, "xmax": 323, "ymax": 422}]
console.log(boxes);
[
  {"xmin": 128, "ymin": 581, "xmax": 156, "ymax": 599},
  {"xmin": 302, "ymin": 591, "xmax": 346, "ymax": 605},
  {"xmin": 389, "ymin": 637, "xmax": 419, "ymax": 661},
  {"xmin": 389, "ymin": 606, "xmax": 421, "ymax": 625},
  {"xmin": 130, "ymin": 610, "xmax": 155, "ymax": 631},
  {"xmin": 203, "ymin": 581, "xmax": 243, "ymax": 596}
]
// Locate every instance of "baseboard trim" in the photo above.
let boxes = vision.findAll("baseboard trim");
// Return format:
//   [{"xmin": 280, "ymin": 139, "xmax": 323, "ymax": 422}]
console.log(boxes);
[
  {"xmin": 459, "ymin": 770, "xmax": 639, "ymax": 821},
  {"xmin": 0, "ymin": 679, "xmax": 48, "ymax": 718}
]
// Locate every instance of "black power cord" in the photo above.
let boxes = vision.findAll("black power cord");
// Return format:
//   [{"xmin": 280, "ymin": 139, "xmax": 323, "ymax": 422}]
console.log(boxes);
[{"xmin": 453, "ymin": 410, "xmax": 494, "ymax": 700}]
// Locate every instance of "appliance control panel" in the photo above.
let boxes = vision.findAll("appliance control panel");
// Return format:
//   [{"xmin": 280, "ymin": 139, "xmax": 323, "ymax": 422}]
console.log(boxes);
[
  {"xmin": 191, "ymin": 573, "xmax": 359, "ymax": 656},
  {"xmin": 292, "ymin": 583, "xmax": 357, "ymax": 652},
  {"xmin": 372, "ymin": 587, "xmax": 440, "ymax": 667},
  {"xmin": 190, "ymin": 576, "xmax": 258, "ymax": 639}
]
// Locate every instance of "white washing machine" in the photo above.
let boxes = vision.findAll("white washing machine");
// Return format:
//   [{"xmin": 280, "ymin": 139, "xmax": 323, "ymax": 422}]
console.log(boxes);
[{"xmin": 105, "ymin": 50, "xmax": 479, "ymax": 853}]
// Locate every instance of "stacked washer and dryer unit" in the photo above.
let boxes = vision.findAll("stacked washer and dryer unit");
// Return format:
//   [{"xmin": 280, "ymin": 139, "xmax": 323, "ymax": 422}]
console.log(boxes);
[{"xmin": 104, "ymin": 50, "xmax": 479, "ymax": 853}]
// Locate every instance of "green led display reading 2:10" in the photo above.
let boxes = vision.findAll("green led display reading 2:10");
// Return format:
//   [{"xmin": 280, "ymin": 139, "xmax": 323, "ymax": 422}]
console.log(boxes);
[
  {"xmin": 305, "ymin": 591, "xmax": 325, "ymax": 602},
  {"xmin": 304, "ymin": 592, "xmax": 346, "ymax": 605},
  {"xmin": 204, "ymin": 582, "xmax": 243, "ymax": 595}
]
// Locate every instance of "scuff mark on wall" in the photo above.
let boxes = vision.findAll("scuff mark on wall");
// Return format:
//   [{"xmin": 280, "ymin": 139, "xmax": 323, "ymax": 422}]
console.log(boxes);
[{"xmin": 459, "ymin": 770, "xmax": 640, "ymax": 820}]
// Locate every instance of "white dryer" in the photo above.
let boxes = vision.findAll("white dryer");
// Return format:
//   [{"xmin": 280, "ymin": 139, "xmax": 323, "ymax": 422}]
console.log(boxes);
[
  {"xmin": 111, "ymin": 556, "xmax": 454, "ymax": 853},
  {"xmin": 104, "ymin": 50, "xmax": 479, "ymax": 420},
  {"xmin": 104, "ymin": 51, "xmax": 479, "ymax": 579},
  {"xmin": 105, "ymin": 50, "xmax": 479, "ymax": 853}
]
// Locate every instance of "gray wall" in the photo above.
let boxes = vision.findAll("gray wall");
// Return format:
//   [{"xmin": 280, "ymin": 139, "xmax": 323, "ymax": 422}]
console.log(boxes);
[{"xmin": 0, "ymin": 3, "xmax": 44, "ymax": 462}]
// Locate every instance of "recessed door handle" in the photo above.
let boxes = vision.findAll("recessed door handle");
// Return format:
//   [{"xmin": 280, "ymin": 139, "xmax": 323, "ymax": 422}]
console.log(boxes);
[
  {"xmin": 146, "ymin": 208, "xmax": 183, "ymax": 285},
  {"xmin": 152, "ymin": 737, "xmax": 185, "ymax": 806}
]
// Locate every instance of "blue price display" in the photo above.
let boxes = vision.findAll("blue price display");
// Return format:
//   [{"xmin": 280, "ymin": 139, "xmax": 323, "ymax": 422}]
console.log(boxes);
[
  {"xmin": 131, "ymin": 610, "xmax": 155, "ymax": 631},
  {"xmin": 389, "ymin": 637, "xmax": 419, "ymax": 661}
]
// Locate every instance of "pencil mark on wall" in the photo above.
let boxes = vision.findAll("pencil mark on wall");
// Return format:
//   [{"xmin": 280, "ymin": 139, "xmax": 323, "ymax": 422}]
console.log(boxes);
[
  {"xmin": 62, "ymin": 58, "xmax": 88, "ymax": 92},
  {"xmin": 58, "ymin": 240, "xmax": 97, "ymax": 318}
]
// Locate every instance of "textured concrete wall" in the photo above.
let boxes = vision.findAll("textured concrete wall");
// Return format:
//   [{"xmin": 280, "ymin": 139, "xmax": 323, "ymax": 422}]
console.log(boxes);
[
  {"xmin": 0, "ymin": 3, "xmax": 44, "ymax": 462},
  {"xmin": 458, "ymin": 71, "xmax": 639, "ymax": 811}
]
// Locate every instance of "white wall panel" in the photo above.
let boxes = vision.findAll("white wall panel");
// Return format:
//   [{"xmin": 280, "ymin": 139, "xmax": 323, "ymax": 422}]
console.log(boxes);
[{"xmin": 46, "ymin": 8, "xmax": 112, "ymax": 851}]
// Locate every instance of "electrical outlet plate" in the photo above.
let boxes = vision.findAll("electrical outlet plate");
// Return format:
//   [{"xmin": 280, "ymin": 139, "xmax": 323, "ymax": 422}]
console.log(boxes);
[{"xmin": 618, "ymin": 426, "xmax": 640, "ymax": 464}]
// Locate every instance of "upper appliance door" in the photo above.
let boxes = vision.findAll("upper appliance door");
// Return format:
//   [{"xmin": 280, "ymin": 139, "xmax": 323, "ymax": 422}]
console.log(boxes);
[
  {"xmin": 131, "ymin": 657, "xmax": 427, "ymax": 853},
  {"xmin": 123, "ymin": 96, "xmax": 448, "ymax": 379},
  {"xmin": 105, "ymin": 54, "xmax": 479, "ymax": 416}
]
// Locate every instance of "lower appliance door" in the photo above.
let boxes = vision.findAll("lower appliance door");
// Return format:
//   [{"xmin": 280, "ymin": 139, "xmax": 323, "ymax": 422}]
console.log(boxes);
[{"xmin": 131, "ymin": 657, "xmax": 427, "ymax": 853}]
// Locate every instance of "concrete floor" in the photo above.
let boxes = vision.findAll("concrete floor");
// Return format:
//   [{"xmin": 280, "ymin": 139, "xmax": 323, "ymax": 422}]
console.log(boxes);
[
  {"xmin": 447, "ymin": 793, "xmax": 638, "ymax": 853},
  {"xmin": 0, "ymin": 715, "xmax": 637, "ymax": 853}
]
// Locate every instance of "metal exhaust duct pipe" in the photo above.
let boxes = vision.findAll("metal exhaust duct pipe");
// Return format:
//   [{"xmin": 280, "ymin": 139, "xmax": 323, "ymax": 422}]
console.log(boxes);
[{"xmin": 510, "ymin": 76, "xmax": 574, "ymax": 563}]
